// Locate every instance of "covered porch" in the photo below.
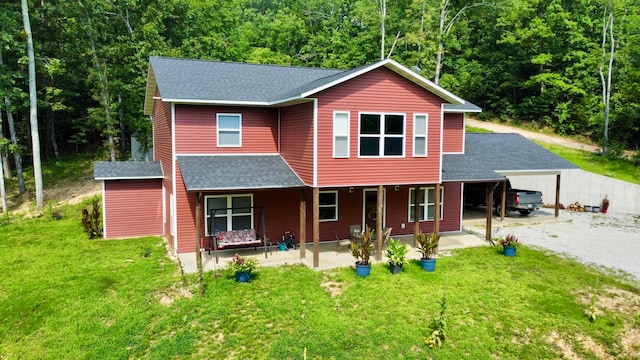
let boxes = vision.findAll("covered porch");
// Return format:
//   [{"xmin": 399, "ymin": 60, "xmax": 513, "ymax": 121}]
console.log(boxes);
[{"xmin": 177, "ymin": 231, "xmax": 487, "ymax": 273}]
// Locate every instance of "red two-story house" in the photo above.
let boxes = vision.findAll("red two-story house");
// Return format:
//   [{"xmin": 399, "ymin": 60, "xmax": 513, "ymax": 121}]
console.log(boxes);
[{"xmin": 94, "ymin": 57, "xmax": 575, "ymax": 268}]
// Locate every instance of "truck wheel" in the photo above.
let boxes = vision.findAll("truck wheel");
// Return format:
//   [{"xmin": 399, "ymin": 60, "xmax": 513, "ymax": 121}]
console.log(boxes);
[
  {"xmin": 494, "ymin": 205, "xmax": 502, "ymax": 216},
  {"xmin": 519, "ymin": 209, "xmax": 532, "ymax": 216}
]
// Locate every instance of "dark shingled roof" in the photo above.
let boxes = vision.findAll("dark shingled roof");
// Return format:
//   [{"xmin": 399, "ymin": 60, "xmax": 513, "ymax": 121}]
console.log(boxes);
[
  {"xmin": 94, "ymin": 161, "xmax": 163, "ymax": 180},
  {"xmin": 442, "ymin": 133, "xmax": 579, "ymax": 182},
  {"xmin": 443, "ymin": 101, "xmax": 482, "ymax": 113},
  {"xmin": 150, "ymin": 57, "xmax": 343, "ymax": 103},
  {"xmin": 177, "ymin": 155, "xmax": 305, "ymax": 191}
]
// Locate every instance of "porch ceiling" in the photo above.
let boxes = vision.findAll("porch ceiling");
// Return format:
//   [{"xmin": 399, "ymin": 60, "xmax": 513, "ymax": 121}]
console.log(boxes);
[
  {"xmin": 177, "ymin": 155, "xmax": 305, "ymax": 191},
  {"xmin": 442, "ymin": 133, "xmax": 579, "ymax": 182}
]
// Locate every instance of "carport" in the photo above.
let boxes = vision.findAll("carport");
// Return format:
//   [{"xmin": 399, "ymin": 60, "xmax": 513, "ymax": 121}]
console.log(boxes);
[{"xmin": 442, "ymin": 133, "xmax": 579, "ymax": 241}]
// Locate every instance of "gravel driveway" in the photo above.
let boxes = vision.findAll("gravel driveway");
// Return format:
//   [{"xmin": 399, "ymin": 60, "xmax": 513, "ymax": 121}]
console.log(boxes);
[{"xmin": 466, "ymin": 210, "xmax": 640, "ymax": 282}]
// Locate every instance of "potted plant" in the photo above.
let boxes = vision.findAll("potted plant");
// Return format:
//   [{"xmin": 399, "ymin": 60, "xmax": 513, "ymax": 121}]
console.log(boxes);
[
  {"xmin": 498, "ymin": 233, "xmax": 519, "ymax": 257},
  {"xmin": 385, "ymin": 238, "xmax": 408, "ymax": 274},
  {"xmin": 601, "ymin": 196, "xmax": 610, "ymax": 214},
  {"xmin": 351, "ymin": 225, "xmax": 374, "ymax": 277},
  {"xmin": 228, "ymin": 253, "xmax": 259, "ymax": 282},
  {"xmin": 415, "ymin": 230, "xmax": 440, "ymax": 272}
]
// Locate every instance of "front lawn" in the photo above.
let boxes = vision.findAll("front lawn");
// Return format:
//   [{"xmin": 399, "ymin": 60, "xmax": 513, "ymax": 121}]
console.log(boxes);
[{"xmin": 1, "ymin": 199, "xmax": 639, "ymax": 359}]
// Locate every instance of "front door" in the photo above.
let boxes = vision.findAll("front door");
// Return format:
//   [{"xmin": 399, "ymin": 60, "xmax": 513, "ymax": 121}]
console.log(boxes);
[{"xmin": 363, "ymin": 189, "xmax": 385, "ymax": 232}]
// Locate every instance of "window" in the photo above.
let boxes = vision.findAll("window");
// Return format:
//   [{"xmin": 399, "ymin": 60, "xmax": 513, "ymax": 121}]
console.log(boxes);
[
  {"xmin": 205, "ymin": 194, "xmax": 253, "ymax": 235},
  {"xmin": 333, "ymin": 111, "xmax": 350, "ymax": 158},
  {"xmin": 413, "ymin": 114, "xmax": 428, "ymax": 157},
  {"xmin": 359, "ymin": 113, "xmax": 405, "ymax": 157},
  {"xmin": 409, "ymin": 187, "xmax": 444, "ymax": 221},
  {"xmin": 217, "ymin": 114, "xmax": 241, "ymax": 147},
  {"xmin": 319, "ymin": 191, "xmax": 338, "ymax": 221}
]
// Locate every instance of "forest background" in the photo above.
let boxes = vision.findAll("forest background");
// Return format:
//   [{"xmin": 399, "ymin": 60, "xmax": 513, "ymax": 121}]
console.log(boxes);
[{"xmin": 1, "ymin": 0, "xmax": 639, "ymax": 170}]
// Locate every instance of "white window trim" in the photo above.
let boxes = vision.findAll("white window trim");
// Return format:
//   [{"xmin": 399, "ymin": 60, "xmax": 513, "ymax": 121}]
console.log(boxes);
[
  {"xmin": 333, "ymin": 111, "xmax": 350, "ymax": 158},
  {"xmin": 408, "ymin": 187, "xmax": 444, "ymax": 222},
  {"xmin": 413, "ymin": 113, "xmax": 428, "ymax": 157},
  {"xmin": 204, "ymin": 193, "xmax": 254, "ymax": 235},
  {"xmin": 357, "ymin": 112, "xmax": 406, "ymax": 158},
  {"xmin": 216, "ymin": 113, "xmax": 242, "ymax": 147},
  {"xmin": 319, "ymin": 190, "xmax": 338, "ymax": 222}
]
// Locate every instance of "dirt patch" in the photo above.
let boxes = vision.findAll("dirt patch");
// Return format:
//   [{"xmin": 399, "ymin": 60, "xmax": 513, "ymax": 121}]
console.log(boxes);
[
  {"xmin": 620, "ymin": 327, "xmax": 640, "ymax": 358},
  {"xmin": 546, "ymin": 331, "xmax": 582, "ymax": 360},
  {"xmin": 10, "ymin": 177, "xmax": 101, "ymax": 215},
  {"xmin": 320, "ymin": 271, "xmax": 344, "ymax": 298},
  {"xmin": 575, "ymin": 334, "xmax": 614, "ymax": 360},
  {"xmin": 157, "ymin": 282, "xmax": 194, "ymax": 305},
  {"xmin": 575, "ymin": 286, "xmax": 640, "ymax": 316}
]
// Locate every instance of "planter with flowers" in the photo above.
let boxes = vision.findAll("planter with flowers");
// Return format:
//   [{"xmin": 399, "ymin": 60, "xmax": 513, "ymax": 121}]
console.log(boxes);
[
  {"xmin": 385, "ymin": 238, "xmax": 408, "ymax": 274},
  {"xmin": 601, "ymin": 196, "xmax": 610, "ymax": 214},
  {"xmin": 415, "ymin": 230, "xmax": 440, "ymax": 272},
  {"xmin": 498, "ymin": 234, "xmax": 519, "ymax": 257},
  {"xmin": 351, "ymin": 225, "xmax": 374, "ymax": 277},
  {"xmin": 228, "ymin": 253, "xmax": 259, "ymax": 282}
]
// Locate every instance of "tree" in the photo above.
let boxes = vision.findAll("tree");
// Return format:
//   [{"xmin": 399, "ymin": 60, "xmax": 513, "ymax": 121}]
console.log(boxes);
[
  {"xmin": 22, "ymin": 0, "xmax": 44, "ymax": 210},
  {"xmin": 599, "ymin": 2, "xmax": 615, "ymax": 156}
]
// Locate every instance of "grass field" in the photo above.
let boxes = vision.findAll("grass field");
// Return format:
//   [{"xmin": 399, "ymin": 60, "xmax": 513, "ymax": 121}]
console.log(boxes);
[{"xmin": 1, "ymin": 199, "xmax": 639, "ymax": 359}]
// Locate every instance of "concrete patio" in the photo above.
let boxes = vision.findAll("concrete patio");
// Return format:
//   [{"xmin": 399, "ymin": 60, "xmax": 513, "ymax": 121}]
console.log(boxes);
[{"xmin": 178, "ymin": 231, "xmax": 489, "ymax": 274}]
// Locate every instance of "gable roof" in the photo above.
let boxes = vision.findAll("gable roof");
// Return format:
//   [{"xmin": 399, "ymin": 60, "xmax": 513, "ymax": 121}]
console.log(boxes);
[
  {"xmin": 144, "ymin": 57, "xmax": 469, "ymax": 115},
  {"xmin": 442, "ymin": 133, "xmax": 579, "ymax": 182},
  {"xmin": 176, "ymin": 155, "xmax": 305, "ymax": 191},
  {"xmin": 94, "ymin": 161, "xmax": 163, "ymax": 180}
]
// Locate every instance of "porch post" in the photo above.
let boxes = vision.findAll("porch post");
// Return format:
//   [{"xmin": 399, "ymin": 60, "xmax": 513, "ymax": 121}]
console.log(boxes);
[
  {"xmin": 413, "ymin": 185, "xmax": 420, "ymax": 246},
  {"xmin": 375, "ymin": 185, "xmax": 383, "ymax": 261},
  {"xmin": 433, "ymin": 184, "xmax": 441, "ymax": 236},
  {"xmin": 195, "ymin": 192, "xmax": 203, "ymax": 274},
  {"xmin": 485, "ymin": 183, "xmax": 493, "ymax": 242},
  {"xmin": 312, "ymin": 187, "xmax": 320, "ymax": 268},
  {"xmin": 500, "ymin": 180, "xmax": 506, "ymax": 220},
  {"xmin": 555, "ymin": 174, "xmax": 561, "ymax": 217},
  {"xmin": 299, "ymin": 188, "xmax": 306, "ymax": 259}
]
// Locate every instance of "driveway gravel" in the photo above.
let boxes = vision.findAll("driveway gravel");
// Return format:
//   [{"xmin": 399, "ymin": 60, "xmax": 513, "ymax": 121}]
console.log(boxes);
[{"xmin": 467, "ymin": 210, "xmax": 640, "ymax": 282}]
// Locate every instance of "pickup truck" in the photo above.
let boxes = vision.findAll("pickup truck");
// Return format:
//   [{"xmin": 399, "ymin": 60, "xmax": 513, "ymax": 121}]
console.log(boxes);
[{"xmin": 464, "ymin": 180, "xmax": 543, "ymax": 216}]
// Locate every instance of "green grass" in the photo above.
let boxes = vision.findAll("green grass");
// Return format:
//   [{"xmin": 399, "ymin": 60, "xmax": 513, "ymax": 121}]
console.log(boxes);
[
  {"xmin": 465, "ymin": 126, "xmax": 493, "ymax": 133},
  {"xmin": 2, "ymin": 200, "xmax": 639, "ymax": 359},
  {"xmin": 536, "ymin": 142, "xmax": 640, "ymax": 185}
]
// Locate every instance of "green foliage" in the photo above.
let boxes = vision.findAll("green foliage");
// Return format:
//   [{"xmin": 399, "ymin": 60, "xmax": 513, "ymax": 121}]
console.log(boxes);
[
  {"xmin": 227, "ymin": 253, "xmax": 259, "ymax": 274},
  {"xmin": 415, "ymin": 230, "xmax": 439, "ymax": 259},
  {"xmin": 498, "ymin": 233, "xmax": 520, "ymax": 248},
  {"xmin": 81, "ymin": 197, "xmax": 103, "ymax": 239},
  {"xmin": 351, "ymin": 224, "xmax": 374, "ymax": 265},
  {"xmin": 385, "ymin": 238, "xmax": 408, "ymax": 266},
  {"xmin": 424, "ymin": 291, "xmax": 448, "ymax": 348}
]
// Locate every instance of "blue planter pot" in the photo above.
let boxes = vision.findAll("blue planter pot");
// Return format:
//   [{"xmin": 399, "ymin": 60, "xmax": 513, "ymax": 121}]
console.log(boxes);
[
  {"xmin": 504, "ymin": 246, "xmax": 517, "ymax": 257},
  {"xmin": 355, "ymin": 262, "xmax": 371, "ymax": 277},
  {"xmin": 421, "ymin": 258, "xmax": 436, "ymax": 272},
  {"xmin": 235, "ymin": 271, "xmax": 251, "ymax": 283}
]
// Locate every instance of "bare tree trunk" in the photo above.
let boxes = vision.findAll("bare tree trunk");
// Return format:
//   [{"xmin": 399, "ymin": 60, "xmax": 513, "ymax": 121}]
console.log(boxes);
[
  {"xmin": 119, "ymin": 94, "xmax": 128, "ymax": 155},
  {"xmin": 78, "ymin": 0, "xmax": 116, "ymax": 162},
  {"xmin": 22, "ymin": 0, "xmax": 44, "ymax": 210},
  {"xmin": 599, "ymin": 5, "xmax": 614, "ymax": 156},
  {"xmin": 0, "ymin": 113, "xmax": 11, "ymax": 181},
  {"xmin": 3, "ymin": 97, "xmax": 26, "ymax": 194},
  {"xmin": 0, "ymin": 150, "xmax": 6, "ymax": 214},
  {"xmin": 378, "ymin": 0, "xmax": 386, "ymax": 60}
]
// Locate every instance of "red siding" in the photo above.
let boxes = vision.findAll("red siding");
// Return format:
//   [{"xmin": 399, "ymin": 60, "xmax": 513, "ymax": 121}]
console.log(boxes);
[
  {"xmin": 104, "ymin": 180, "xmax": 163, "ymax": 238},
  {"xmin": 280, "ymin": 103, "xmax": 314, "ymax": 185},
  {"xmin": 314, "ymin": 67, "xmax": 444, "ymax": 187},
  {"xmin": 175, "ymin": 164, "xmax": 197, "ymax": 253},
  {"xmin": 152, "ymin": 93, "xmax": 173, "ymax": 249},
  {"xmin": 174, "ymin": 105, "xmax": 277, "ymax": 154},
  {"xmin": 443, "ymin": 113, "xmax": 464, "ymax": 153}
]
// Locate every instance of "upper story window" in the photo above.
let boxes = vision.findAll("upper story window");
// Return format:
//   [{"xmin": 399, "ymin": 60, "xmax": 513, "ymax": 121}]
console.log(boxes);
[
  {"xmin": 319, "ymin": 191, "xmax": 338, "ymax": 221},
  {"xmin": 413, "ymin": 114, "xmax": 428, "ymax": 157},
  {"xmin": 359, "ymin": 113, "xmax": 405, "ymax": 157},
  {"xmin": 333, "ymin": 111, "xmax": 350, "ymax": 158},
  {"xmin": 217, "ymin": 114, "xmax": 242, "ymax": 147},
  {"xmin": 205, "ymin": 194, "xmax": 253, "ymax": 235}
]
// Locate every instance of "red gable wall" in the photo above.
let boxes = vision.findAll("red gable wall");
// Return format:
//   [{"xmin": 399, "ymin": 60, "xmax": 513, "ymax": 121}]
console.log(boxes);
[{"xmin": 443, "ymin": 113, "xmax": 464, "ymax": 153}]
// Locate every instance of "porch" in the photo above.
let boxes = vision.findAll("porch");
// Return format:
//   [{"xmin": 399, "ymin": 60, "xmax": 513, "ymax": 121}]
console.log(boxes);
[{"xmin": 177, "ymin": 231, "xmax": 487, "ymax": 273}]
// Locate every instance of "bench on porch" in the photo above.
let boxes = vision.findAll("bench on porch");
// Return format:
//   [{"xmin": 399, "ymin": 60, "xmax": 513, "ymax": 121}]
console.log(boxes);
[{"xmin": 202, "ymin": 206, "xmax": 268, "ymax": 263}]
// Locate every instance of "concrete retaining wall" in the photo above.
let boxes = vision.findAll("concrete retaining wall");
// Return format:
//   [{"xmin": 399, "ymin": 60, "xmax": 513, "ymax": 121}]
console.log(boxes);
[{"xmin": 508, "ymin": 169, "xmax": 640, "ymax": 214}]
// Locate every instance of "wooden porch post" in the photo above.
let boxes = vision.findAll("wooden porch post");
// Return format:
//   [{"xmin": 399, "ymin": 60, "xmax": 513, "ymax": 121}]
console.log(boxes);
[
  {"xmin": 485, "ymin": 183, "xmax": 493, "ymax": 242},
  {"xmin": 375, "ymin": 185, "xmax": 383, "ymax": 261},
  {"xmin": 299, "ymin": 188, "xmax": 306, "ymax": 259},
  {"xmin": 312, "ymin": 187, "xmax": 320, "ymax": 268},
  {"xmin": 195, "ymin": 192, "xmax": 203, "ymax": 274},
  {"xmin": 433, "ymin": 184, "xmax": 441, "ymax": 236},
  {"xmin": 413, "ymin": 186, "xmax": 420, "ymax": 246},
  {"xmin": 500, "ymin": 180, "xmax": 506, "ymax": 220},
  {"xmin": 555, "ymin": 174, "xmax": 561, "ymax": 217}
]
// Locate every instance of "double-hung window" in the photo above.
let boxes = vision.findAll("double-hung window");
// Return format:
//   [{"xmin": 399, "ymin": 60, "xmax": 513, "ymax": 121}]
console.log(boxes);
[
  {"xmin": 217, "ymin": 114, "xmax": 242, "ymax": 147},
  {"xmin": 409, "ymin": 187, "xmax": 444, "ymax": 221},
  {"xmin": 359, "ymin": 113, "xmax": 405, "ymax": 157},
  {"xmin": 333, "ymin": 111, "xmax": 350, "ymax": 158},
  {"xmin": 205, "ymin": 194, "xmax": 253, "ymax": 235},
  {"xmin": 413, "ymin": 114, "xmax": 428, "ymax": 157},
  {"xmin": 319, "ymin": 191, "xmax": 338, "ymax": 221}
]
